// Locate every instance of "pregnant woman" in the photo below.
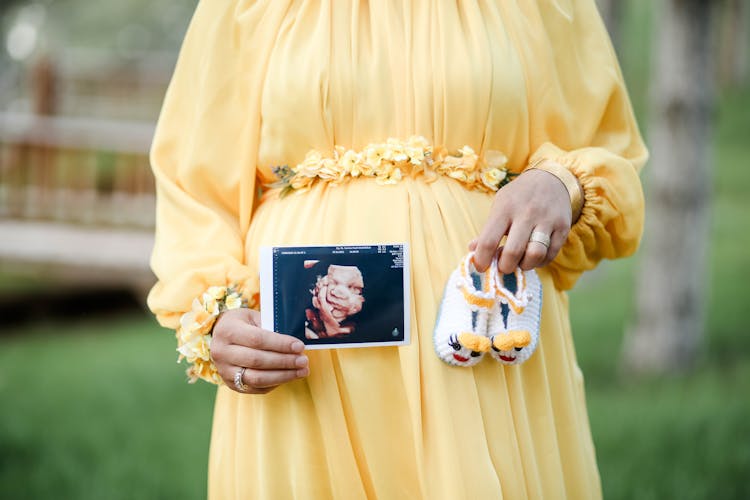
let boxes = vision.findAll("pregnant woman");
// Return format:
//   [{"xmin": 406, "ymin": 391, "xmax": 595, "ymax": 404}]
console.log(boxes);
[{"xmin": 147, "ymin": 1, "xmax": 647, "ymax": 498}]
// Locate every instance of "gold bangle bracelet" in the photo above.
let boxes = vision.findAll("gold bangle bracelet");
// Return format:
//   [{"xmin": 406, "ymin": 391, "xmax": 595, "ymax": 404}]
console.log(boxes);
[{"xmin": 527, "ymin": 158, "xmax": 584, "ymax": 223}]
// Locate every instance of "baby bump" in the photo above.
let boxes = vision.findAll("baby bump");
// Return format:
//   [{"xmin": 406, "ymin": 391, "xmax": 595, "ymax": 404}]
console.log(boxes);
[{"xmin": 244, "ymin": 176, "xmax": 495, "ymax": 278}]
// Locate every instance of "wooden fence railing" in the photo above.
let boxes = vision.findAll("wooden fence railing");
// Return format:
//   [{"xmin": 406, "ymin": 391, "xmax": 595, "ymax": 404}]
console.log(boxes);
[{"xmin": 0, "ymin": 112, "xmax": 156, "ymax": 227}]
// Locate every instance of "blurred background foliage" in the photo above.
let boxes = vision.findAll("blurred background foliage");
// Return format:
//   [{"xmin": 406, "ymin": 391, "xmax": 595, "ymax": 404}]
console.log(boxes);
[{"xmin": 0, "ymin": 0, "xmax": 749, "ymax": 499}]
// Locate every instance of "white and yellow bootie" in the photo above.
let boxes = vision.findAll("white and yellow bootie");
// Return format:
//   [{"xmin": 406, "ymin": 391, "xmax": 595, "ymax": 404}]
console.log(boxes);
[
  {"xmin": 486, "ymin": 259, "xmax": 542, "ymax": 365},
  {"xmin": 433, "ymin": 253, "xmax": 495, "ymax": 366}
]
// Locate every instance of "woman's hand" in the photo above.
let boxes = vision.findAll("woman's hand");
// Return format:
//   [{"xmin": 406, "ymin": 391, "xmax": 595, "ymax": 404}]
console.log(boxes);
[
  {"xmin": 211, "ymin": 308, "xmax": 309, "ymax": 394},
  {"xmin": 471, "ymin": 168, "xmax": 573, "ymax": 273}
]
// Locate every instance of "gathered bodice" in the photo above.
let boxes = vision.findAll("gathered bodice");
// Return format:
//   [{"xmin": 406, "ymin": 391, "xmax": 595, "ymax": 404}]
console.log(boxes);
[{"xmin": 244, "ymin": 1, "xmax": 531, "ymax": 183}]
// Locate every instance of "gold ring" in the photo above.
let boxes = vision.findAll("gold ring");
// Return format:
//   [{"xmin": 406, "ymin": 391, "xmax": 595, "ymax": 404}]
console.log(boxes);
[{"xmin": 529, "ymin": 230, "xmax": 551, "ymax": 248}]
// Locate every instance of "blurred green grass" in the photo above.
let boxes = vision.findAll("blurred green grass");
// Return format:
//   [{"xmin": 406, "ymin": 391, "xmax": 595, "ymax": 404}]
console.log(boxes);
[{"xmin": 0, "ymin": 317, "xmax": 215, "ymax": 499}]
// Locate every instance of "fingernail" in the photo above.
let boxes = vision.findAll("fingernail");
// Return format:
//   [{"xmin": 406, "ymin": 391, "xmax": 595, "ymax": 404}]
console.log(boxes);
[
  {"xmin": 297, "ymin": 367, "xmax": 310, "ymax": 377},
  {"xmin": 291, "ymin": 341, "xmax": 304, "ymax": 353},
  {"xmin": 295, "ymin": 355, "xmax": 308, "ymax": 368}
]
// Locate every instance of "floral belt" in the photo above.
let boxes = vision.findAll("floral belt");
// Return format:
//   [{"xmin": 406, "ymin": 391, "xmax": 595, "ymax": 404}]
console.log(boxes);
[{"xmin": 267, "ymin": 136, "xmax": 517, "ymax": 196}]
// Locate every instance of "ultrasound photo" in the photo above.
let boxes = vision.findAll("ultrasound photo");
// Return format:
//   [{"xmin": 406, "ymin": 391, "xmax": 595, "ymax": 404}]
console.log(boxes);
[{"xmin": 260, "ymin": 244, "xmax": 410, "ymax": 349}]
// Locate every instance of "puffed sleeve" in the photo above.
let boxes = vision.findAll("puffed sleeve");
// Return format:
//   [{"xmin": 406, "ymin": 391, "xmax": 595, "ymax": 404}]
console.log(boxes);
[
  {"xmin": 517, "ymin": 0, "xmax": 648, "ymax": 290},
  {"xmin": 147, "ymin": 1, "xmax": 261, "ymax": 329}
]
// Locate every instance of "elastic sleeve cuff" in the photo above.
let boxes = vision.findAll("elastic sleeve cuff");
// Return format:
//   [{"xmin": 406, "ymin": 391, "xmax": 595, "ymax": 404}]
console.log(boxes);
[{"xmin": 529, "ymin": 142, "xmax": 645, "ymax": 290}]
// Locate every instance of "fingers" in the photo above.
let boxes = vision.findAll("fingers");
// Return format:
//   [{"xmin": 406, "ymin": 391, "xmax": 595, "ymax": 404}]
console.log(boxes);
[
  {"xmin": 211, "ymin": 308, "xmax": 310, "ymax": 395},
  {"xmin": 219, "ymin": 317, "xmax": 305, "ymax": 355},
  {"xmin": 519, "ymin": 242, "xmax": 549, "ymax": 271},
  {"xmin": 542, "ymin": 227, "xmax": 569, "ymax": 267},
  {"xmin": 218, "ymin": 344, "xmax": 309, "ymax": 394},
  {"xmin": 519, "ymin": 227, "xmax": 553, "ymax": 271},
  {"xmin": 219, "ymin": 364, "xmax": 309, "ymax": 394},
  {"xmin": 241, "ymin": 367, "xmax": 309, "ymax": 390},
  {"xmin": 473, "ymin": 215, "xmax": 510, "ymax": 272},
  {"xmin": 475, "ymin": 224, "xmax": 560, "ymax": 273},
  {"xmin": 222, "ymin": 344, "xmax": 309, "ymax": 371},
  {"xmin": 498, "ymin": 220, "xmax": 533, "ymax": 274},
  {"xmin": 475, "ymin": 221, "xmax": 562, "ymax": 273},
  {"xmin": 472, "ymin": 167, "xmax": 575, "ymax": 273},
  {"xmin": 215, "ymin": 339, "xmax": 309, "ymax": 394}
]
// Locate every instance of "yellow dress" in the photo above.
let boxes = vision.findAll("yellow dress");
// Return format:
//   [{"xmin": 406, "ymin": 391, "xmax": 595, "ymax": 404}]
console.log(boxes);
[{"xmin": 148, "ymin": 1, "xmax": 647, "ymax": 498}]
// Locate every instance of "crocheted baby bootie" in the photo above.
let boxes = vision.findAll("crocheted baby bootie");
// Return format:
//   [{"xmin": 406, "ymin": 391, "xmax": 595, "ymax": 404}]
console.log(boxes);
[
  {"xmin": 486, "ymin": 260, "xmax": 543, "ymax": 366},
  {"xmin": 433, "ymin": 253, "xmax": 495, "ymax": 367}
]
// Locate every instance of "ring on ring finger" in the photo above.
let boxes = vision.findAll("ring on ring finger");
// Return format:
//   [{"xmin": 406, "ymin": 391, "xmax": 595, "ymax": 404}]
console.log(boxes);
[
  {"xmin": 528, "ymin": 230, "xmax": 551, "ymax": 249},
  {"xmin": 234, "ymin": 367, "xmax": 249, "ymax": 392}
]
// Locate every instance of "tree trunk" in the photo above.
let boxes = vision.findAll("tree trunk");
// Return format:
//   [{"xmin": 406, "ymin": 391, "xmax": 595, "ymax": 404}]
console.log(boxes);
[
  {"xmin": 622, "ymin": 0, "xmax": 716, "ymax": 375},
  {"xmin": 718, "ymin": 0, "xmax": 748, "ymax": 88}
]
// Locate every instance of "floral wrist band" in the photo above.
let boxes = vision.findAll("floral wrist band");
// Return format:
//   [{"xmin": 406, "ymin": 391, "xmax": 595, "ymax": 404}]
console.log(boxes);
[{"xmin": 176, "ymin": 285, "xmax": 248, "ymax": 384}]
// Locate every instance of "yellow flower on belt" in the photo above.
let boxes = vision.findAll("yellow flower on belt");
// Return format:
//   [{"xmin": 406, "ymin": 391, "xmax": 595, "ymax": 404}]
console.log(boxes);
[{"xmin": 268, "ymin": 136, "xmax": 517, "ymax": 196}]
